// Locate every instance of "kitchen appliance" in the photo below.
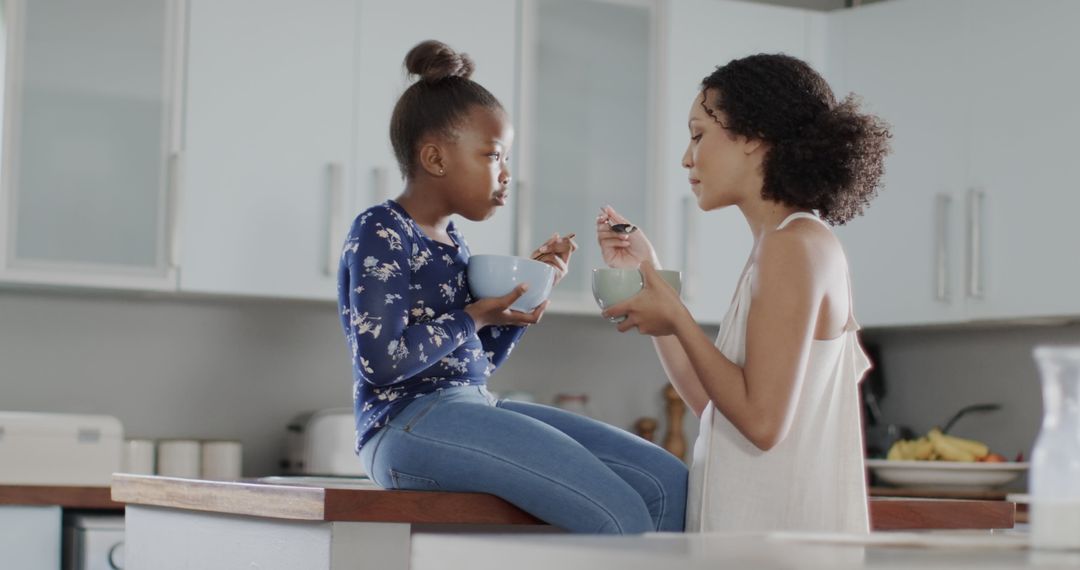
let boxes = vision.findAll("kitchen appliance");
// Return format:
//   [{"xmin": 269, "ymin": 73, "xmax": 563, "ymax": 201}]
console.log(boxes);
[
  {"xmin": 63, "ymin": 514, "xmax": 124, "ymax": 570},
  {"xmin": 0, "ymin": 412, "xmax": 123, "ymax": 486},
  {"xmin": 282, "ymin": 408, "xmax": 365, "ymax": 476}
]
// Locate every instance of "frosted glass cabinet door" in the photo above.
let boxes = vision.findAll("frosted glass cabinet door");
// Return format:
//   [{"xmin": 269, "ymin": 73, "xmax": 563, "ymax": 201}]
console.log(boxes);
[
  {"xmin": 518, "ymin": 0, "xmax": 655, "ymax": 313},
  {"xmin": 0, "ymin": 0, "xmax": 183, "ymax": 290}
]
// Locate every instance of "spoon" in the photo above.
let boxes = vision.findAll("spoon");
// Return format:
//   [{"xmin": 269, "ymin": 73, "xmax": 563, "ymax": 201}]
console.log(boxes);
[
  {"xmin": 532, "ymin": 233, "xmax": 576, "ymax": 261},
  {"xmin": 607, "ymin": 220, "xmax": 637, "ymax": 235}
]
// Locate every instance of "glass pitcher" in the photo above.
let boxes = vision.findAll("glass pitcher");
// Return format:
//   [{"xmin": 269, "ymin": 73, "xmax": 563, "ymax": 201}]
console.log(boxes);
[{"xmin": 1030, "ymin": 345, "xmax": 1080, "ymax": 550}]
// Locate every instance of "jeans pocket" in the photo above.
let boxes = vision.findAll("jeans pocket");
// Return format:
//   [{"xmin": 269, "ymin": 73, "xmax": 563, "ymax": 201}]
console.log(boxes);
[{"xmin": 390, "ymin": 468, "xmax": 440, "ymax": 490}]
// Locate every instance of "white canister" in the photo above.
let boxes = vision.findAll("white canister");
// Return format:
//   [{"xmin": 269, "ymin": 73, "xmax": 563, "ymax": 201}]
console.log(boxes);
[
  {"xmin": 200, "ymin": 440, "xmax": 243, "ymax": 481},
  {"xmin": 122, "ymin": 439, "xmax": 156, "ymax": 475},
  {"xmin": 156, "ymin": 439, "xmax": 201, "ymax": 478}
]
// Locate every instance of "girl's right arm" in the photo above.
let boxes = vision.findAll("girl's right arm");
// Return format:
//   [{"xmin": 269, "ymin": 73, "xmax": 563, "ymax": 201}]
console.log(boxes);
[
  {"xmin": 343, "ymin": 212, "xmax": 478, "ymax": 387},
  {"xmin": 596, "ymin": 207, "xmax": 710, "ymax": 416}
]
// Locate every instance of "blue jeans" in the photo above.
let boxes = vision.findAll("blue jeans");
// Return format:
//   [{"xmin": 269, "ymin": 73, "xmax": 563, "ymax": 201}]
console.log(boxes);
[{"xmin": 359, "ymin": 385, "xmax": 686, "ymax": 534}]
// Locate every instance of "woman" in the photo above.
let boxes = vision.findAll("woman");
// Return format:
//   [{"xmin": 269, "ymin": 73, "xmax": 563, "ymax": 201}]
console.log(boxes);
[
  {"xmin": 338, "ymin": 40, "xmax": 686, "ymax": 534},
  {"xmin": 598, "ymin": 53, "xmax": 890, "ymax": 533}
]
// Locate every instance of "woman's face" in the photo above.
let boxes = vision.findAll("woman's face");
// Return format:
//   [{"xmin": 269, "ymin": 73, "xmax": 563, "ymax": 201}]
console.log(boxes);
[
  {"xmin": 442, "ymin": 106, "xmax": 514, "ymax": 222},
  {"xmin": 682, "ymin": 90, "xmax": 759, "ymax": 211}
]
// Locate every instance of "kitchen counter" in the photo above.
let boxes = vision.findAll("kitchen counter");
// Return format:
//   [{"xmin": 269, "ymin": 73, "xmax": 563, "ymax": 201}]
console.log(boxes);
[
  {"xmin": 413, "ymin": 530, "xmax": 1078, "ymax": 570},
  {"xmin": 113, "ymin": 474, "xmax": 1018, "ymax": 570},
  {"xmin": 0, "ymin": 484, "xmax": 122, "ymax": 509}
]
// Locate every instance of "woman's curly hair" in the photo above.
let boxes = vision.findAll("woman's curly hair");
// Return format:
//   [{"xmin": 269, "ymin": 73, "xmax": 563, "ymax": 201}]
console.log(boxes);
[{"xmin": 700, "ymin": 54, "xmax": 891, "ymax": 225}]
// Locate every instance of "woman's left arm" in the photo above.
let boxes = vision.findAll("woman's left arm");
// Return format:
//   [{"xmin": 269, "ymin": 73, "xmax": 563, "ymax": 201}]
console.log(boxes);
[{"xmin": 605, "ymin": 234, "xmax": 820, "ymax": 451}]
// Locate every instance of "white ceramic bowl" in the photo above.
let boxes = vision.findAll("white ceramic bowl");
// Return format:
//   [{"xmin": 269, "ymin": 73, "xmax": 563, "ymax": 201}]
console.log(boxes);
[{"xmin": 467, "ymin": 254, "xmax": 556, "ymax": 312}]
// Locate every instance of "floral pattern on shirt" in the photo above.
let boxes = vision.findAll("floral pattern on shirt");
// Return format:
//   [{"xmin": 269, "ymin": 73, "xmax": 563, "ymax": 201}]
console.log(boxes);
[{"xmin": 338, "ymin": 201, "xmax": 526, "ymax": 450}]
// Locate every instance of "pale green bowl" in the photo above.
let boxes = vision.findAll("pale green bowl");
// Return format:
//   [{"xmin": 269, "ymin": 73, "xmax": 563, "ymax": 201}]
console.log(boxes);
[{"xmin": 591, "ymin": 268, "xmax": 682, "ymax": 320}]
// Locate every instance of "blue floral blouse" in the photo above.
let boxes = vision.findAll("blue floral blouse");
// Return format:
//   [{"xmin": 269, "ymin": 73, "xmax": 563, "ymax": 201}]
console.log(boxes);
[{"xmin": 337, "ymin": 200, "xmax": 525, "ymax": 450}]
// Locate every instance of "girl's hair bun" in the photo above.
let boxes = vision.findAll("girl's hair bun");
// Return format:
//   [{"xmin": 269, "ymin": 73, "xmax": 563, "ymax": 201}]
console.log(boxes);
[{"xmin": 405, "ymin": 40, "xmax": 475, "ymax": 82}]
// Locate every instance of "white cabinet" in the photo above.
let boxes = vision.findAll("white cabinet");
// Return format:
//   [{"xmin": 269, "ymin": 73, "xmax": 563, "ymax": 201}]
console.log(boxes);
[
  {"xmin": 518, "ymin": 0, "xmax": 657, "ymax": 314},
  {"xmin": 0, "ymin": 506, "xmax": 61, "ymax": 570},
  {"xmin": 829, "ymin": 0, "xmax": 969, "ymax": 327},
  {"xmin": 963, "ymin": 0, "xmax": 1080, "ymax": 321},
  {"xmin": 0, "ymin": 0, "xmax": 184, "ymax": 291},
  {"xmin": 662, "ymin": 0, "xmax": 827, "ymax": 324},
  {"xmin": 179, "ymin": 0, "xmax": 516, "ymax": 301},
  {"xmin": 353, "ymin": 0, "xmax": 518, "ymax": 258},
  {"xmin": 179, "ymin": 0, "xmax": 356, "ymax": 300},
  {"xmin": 831, "ymin": 0, "xmax": 1080, "ymax": 326}
]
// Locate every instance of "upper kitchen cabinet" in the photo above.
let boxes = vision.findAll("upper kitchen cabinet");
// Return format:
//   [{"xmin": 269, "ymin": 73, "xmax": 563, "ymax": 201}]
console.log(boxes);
[
  {"xmin": 353, "ymin": 0, "xmax": 517, "ymax": 259},
  {"xmin": 517, "ymin": 0, "xmax": 656, "ymax": 313},
  {"xmin": 663, "ymin": 0, "xmax": 827, "ymax": 324},
  {"xmin": 179, "ymin": 0, "xmax": 356, "ymax": 300},
  {"xmin": 831, "ymin": 0, "xmax": 1080, "ymax": 326},
  {"xmin": 0, "ymin": 0, "xmax": 184, "ymax": 291},
  {"xmin": 828, "ymin": 0, "xmax": 969, "ymax": 327},
  {"xmin": 963, "ymin": 0, "xmax": 1080, "ymax": 321}
]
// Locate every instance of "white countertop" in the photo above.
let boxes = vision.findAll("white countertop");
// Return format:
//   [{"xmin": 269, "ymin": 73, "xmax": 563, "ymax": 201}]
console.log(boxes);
[{"xmin": 412, "ymin": 529, "xmax": 1080, "ymax": 570}]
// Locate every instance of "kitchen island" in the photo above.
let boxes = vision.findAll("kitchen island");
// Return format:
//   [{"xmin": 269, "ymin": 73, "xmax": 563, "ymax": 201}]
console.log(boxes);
[
  {"xmin": 112, "ymin": 474, "xmax": 1017, "ymax": 570},
  {"xmin": 413, "ymin": 530, "xmax": 1075, "ymax": 570}
]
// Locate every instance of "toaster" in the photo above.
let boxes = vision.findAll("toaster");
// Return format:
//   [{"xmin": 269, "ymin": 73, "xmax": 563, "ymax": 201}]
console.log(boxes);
[
  {"xmin": 0, "ymin": 412, "xmax": 123, "ymax": 486},
  {"xmin": 282, "ymin": 408, "xmax": 365, "ymax": 476}
]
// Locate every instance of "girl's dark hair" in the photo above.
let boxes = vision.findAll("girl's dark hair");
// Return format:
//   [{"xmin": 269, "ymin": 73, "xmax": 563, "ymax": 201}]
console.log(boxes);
[
  {"xmin": 389, "ymin": 40, "xmax": 503, "ymax": 178},
  {"xmin": 700, "ymin": 54, "xmax": 891, "ymax": 225}
]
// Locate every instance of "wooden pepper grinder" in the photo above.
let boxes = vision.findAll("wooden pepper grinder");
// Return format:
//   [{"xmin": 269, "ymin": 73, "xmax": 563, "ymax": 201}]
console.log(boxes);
[
  {"xmin": 662, "ymin": 384, "xmax": 687, "ymax": 460},
  {"xmin": 633, "ymin": 417, "xmax": 658, "ymax": 442}
]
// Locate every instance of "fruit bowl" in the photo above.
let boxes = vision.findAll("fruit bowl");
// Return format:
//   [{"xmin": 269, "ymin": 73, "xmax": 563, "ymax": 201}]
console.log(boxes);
[{"xmin": 866, "ymin": 459, "xmax": 1029, "ymax": 490}]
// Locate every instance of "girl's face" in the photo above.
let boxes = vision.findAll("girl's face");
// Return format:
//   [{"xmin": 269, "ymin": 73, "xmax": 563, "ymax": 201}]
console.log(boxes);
[
  {"xmin": 682, "ymin": 90, "xmax": 761, "ymax": 211},
  {"xmin": 442, "ymin": 106, "xmax": 514, "ymax": 222}
]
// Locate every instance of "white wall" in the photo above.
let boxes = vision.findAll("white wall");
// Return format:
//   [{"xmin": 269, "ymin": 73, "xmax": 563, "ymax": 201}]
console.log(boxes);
[{"xmin": 0, "ymin": 288, "xmax": 706, "ymax": 475}]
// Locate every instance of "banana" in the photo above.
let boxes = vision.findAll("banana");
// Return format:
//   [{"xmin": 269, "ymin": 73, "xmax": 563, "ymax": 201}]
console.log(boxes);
[
  {"xmin": 939, "ymin": 432, "xmax": 989, "ymax": 459},
  {"xmin": 911, "ymin": 437, "xmax": 934, "ymax": 460},
  {"xmin": 928, "ymin": 428, "xmax": 977, "ymax": 462}
]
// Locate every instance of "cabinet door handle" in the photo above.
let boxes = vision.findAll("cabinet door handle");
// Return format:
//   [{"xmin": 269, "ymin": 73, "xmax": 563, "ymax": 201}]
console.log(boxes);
[
  {"xmin": 325, "ymin": 162, "xmax": 345, "ymax": 277},
  {"xmin": 372, "ymin": 166, "xmax": 389, "ymax": 203},
  {"xmin": 514, "ymin": 180, "xmax": 532, "ymax": 258},
  {"xmin": 681, "ymin": 195, "xmax": 697, "ymax": 301},
  {"xmin": 966, "ymin": 188, "xmax": 985, "ymax": 299},
  {"xmin": 934, "ymin": 193, "xmax": 951, "ymax": 302},
  {"xmin": 166, "ymin": 151, "xmax": 184, "ymax": 270}
]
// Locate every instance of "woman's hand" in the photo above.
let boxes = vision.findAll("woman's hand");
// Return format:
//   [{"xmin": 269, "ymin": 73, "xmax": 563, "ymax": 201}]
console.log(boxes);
[
  {"xmin": 465, "ymin": 284, "xmax": 548, "ymax": 329},
  {"xmin": 596, "ymin": 206, "xmax": 661, "ymax": 269},
  {"xmin": 531, "ymin": 232, "xmax": 577, "ymax": 287},
  {"xmin": 602, "ymin": 260, "xmax": 689, "ymax": 336}
]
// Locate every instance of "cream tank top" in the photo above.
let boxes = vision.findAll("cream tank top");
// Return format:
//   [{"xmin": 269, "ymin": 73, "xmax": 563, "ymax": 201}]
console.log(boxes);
[{"xmin": 685, "ymin": 212, "xmax": 872, "ymax": 534}]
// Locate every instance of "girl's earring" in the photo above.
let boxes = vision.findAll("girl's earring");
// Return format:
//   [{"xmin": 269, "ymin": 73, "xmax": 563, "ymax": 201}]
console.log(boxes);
[{"xmin": 439, "ymin": 169, "xmax": 445, "ymax": 175}]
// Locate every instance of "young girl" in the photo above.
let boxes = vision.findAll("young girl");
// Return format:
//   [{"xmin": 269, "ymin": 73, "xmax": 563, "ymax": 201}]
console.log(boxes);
[
  {"xmin": 338, "ymin": 40, "xmax": 686, "ymax": 534},
  {"xmin": 598, "ymin": 54, "xmax": 890, "ymax": 533}
]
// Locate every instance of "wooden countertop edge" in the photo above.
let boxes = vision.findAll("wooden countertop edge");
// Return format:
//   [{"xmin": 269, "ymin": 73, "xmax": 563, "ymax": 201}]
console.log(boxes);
[
  {"xmin": 111, "ymin": 475, "xmax": 542, "ymax": 525},
  {"xmin": 869, "ymin": 498, "xmax": 1015, "ymax": 530},
  {"xmin": 109, "ymin": 475, "xmax": 1012, "ymax": 529},
  {"xmin": 0, "ymin": 484, "xmax": 123, "ymax": 509},
  {"xmin": 111, "ymin": 474, "xmax": 326, "ymax": 520}
]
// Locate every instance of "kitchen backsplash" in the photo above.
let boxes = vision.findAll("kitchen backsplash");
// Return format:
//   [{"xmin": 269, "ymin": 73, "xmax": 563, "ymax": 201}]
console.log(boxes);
[{"xmin": 2, "ymin": 288, "xmax": 1075, "ymax": 474}]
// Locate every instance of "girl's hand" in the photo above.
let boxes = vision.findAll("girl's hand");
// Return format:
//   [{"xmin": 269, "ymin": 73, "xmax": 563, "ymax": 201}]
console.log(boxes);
[
  {"xmin": 465, "ymin": 284, "xmax": 548, "ymax": 329},
  {"xmin": 531, "ymin": 232, "xmax": 577, "ymax": 287},
  {"xmin": 602, "ymin": 260, "xmax": 688, "ymax": 336},
  {"xmin": 596, "ymin": 206, "xmax": 661, "ymax": 269}
]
